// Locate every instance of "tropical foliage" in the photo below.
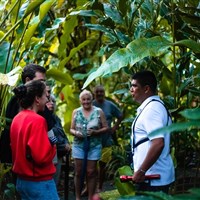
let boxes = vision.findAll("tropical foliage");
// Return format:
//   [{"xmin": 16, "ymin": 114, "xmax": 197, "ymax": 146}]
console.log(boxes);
[{"xmin": 0, "ymin": 0, "xmax": 200, "ymax": 199}]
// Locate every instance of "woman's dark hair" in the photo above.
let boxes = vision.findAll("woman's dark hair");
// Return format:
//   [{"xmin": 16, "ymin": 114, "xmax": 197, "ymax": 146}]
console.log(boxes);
[
  {"xmin": 21, "ymin": 64, "xmax": 46, "ymax": 84},
  {"xmin": 132, "ymin": 71, "xmax": 157, "ymax": 93},
  {"xmin": 13, "ymin": 80, "xmax": 46, "ymax": 109}
]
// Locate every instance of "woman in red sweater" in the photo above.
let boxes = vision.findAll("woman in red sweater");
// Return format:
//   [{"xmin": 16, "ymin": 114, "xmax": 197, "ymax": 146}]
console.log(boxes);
[{"xmin": 10, "ymin": 80, "xmax": 59, "ymax": 200}]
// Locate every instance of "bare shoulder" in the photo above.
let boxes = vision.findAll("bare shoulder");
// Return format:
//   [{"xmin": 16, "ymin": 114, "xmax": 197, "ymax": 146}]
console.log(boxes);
[{"xmin": 72, "ymin": 107, "xmax": 80, "ymax": 114}]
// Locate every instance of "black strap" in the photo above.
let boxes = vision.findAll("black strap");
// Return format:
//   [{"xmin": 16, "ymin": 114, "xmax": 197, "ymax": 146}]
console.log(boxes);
[
  {"xmin": 134, "ymin": 137, "xmax": 149, "ymax": 148},
  {"xmin": 132, "ymin": 99, "xmax": 171, "ymax": 150}
]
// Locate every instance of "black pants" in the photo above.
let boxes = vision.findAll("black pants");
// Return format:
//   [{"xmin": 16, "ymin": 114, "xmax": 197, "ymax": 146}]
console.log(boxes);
[{"xmin": 135, "ymin": 182, "xmax": 170, "ymax": 194}]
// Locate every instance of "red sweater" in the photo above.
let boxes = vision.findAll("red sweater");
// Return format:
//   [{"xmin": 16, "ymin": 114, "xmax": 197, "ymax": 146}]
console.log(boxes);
[{"xmin": 10, "ymin": 110, "xmax": 56, "ymax": 181}]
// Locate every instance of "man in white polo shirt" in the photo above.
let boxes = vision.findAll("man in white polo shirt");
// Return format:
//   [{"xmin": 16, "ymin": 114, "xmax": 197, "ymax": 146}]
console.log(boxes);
[{"xmin": 130, "ymin": 71, "xmax": 175, "ymax": 193}]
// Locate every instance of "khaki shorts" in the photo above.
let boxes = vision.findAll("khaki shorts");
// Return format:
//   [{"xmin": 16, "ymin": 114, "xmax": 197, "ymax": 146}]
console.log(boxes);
[{"xmin": 100, "ymin": 146, "xmax": 112, "ymax": 163}]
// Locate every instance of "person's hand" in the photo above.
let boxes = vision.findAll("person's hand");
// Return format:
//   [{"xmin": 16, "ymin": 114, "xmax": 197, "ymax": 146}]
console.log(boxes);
[
  {"xmin": 46, "ymin": 101, "xmax": 54, "ymax": 111},
  {"xmin": 65, "ymin": 144, "xmax": 71, "ymax": 152},
  {"xmin": 74, "ymin": 131, "xmax": 83, "ymax": 138},
  {"xmin": 39, "ymin": 106, "xmax": 55, "ymax": 131},
  {"xmin": 87, "ymin": 129, "xmax": 95, "ymax": 136},
  {"xmin": 132, "ymin": 169, "xmax": 146, "ymax": 183},
  {"xmin": 107, "ymin": 127, "xmax": 114, "ymax": 134}
]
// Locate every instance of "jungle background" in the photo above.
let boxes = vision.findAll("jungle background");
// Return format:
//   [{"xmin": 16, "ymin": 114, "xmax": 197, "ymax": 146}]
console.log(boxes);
[{"xmin": 0, "ymin": 0, "xmax": 200, "ymax": 199}]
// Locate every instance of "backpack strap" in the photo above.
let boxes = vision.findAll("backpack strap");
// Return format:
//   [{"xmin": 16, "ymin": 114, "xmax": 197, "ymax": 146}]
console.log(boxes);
[
  {"xmin": 151, "ymin": 99, "xmax": 171, "ymax": 124},
  {"xmin": 134, "ymin": 137, "xmax": 149, "ymax": 149},
  {"xmin": 132, "ymin": 99, "xmax": 171, "ymax": 150}
]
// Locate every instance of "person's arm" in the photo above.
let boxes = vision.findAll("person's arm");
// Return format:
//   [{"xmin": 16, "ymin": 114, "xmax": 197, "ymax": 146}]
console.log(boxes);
[
  {"xmin": 132, "ymin": 138, "xmax": 164, "ymax": 183},
  {"xmin": 38, "ymin": 106, "xmax": 55, "ymax": 131},
  {"xmin": 111, "ymin": 114, "xmax": 123, "ymax": 133},
  {"xmin": 53, "ymin": 115, "xmax": 67, "ymax": 141},
  {"xmin": 70, "ymin": 109, "xmax": 83, "ymax": 138},
  {"xmin": 53, "ymin": 115, "xmax": 71, "ymax": 151},
  {"xmin": 110, "ymin": 102, "xmax": 123, "ymax": 133},
  {"xmin": 88, "ymin": 109, "xmax": 108, "ymax": 136}
]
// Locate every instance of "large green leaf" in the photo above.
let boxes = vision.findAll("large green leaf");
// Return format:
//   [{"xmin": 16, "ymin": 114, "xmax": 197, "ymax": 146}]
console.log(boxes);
[
  {"xmin": 180, "ymin": 108, "xmax": 200, "ymax": 120},
  {"xmin": 85, "ymin": 23, "xmax": 114, "ymax": 35},
  {"xmin": 104, "ymin": 2, "xmax": 124, "ymax": 24},
  {"xmin": 150, "ymin": 121, "xmax": 200, "ymax": 137},
  {"xmin": 45, "ymin": 17, "xmax": 65, "ymax": 39},
  {"xmin": 114, "ymin": 166, "xmax": 135, "ymax": 196},
  {"xmin": 73, "ymin": 68, "xmax": 96, "ymax": 80},
  {"xmin": 0, "ymin": 42, "xmax": 11, "ymax": 73},
  {"xmin": 58, "ymin": 16, "xmax": 78, "ymax": 59},
  {"xmin": 174, "ymin": 39, "xmax": 200, "ymax": 53},
  {"xmin": 39, "ymin": 0, "xmax": 55, "ymax": 20},
  {"xmin": 24, "ymin": 16, "xmax": 40, "ymax": 48},
  {"xmin": 82, "ymin": 36, "xmax": 171, "ymax": 88},
  {"xmin": 127, "ymin": 36, "xmax": 170, "ymax": 62},
  {"xmin": 178, "ymin": 77, "xmax": 193, "ymax": 93},
  {"xmin": 24, "ymin": 0, "xmax": 55, "ymax": 48},
  {"xmin": 117, "ymin": 165, "xmax": 133, "ymax": 176},
  {"xmin": 23, "ymin": 0, "xmax": 46, "ymax": 18},
  {"xmin": 47, "ymin": 68, "xmax": 73, "ymax": 85},
  {"xmin": 115, "ymin": 177, "xmax": 135, "ymax": 196},
  {"xmin": 46, "ymin": 17, "xmax": 65, "ymax": 31},
  {"xmin": 70, "ymin": 10, "xmax": 97, "ymax": 17},
  {"xmin": 0, "ymin": 0, "xmax": 47, "ymax": 46},
  {"xmin": 58, "ymin": 40, "xmax": 91, "ymax": 69}
]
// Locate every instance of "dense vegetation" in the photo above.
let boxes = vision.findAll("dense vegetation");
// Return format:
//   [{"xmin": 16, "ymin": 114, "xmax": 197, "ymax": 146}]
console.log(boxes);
[{"xmin": 0, "ymin": 0, "xmax": 200, "ymax": 199}]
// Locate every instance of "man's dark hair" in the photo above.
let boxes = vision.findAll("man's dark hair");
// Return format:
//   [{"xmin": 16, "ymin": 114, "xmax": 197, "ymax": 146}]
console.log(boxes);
[
  {"xmin": 132, "ymin": 71, "xmax": 157, "ymax": 93},
  {"xmin": 21, "ymin": 63, "xmax": 46, "ymax": 83},
  {"xmin": 94, "ymin": 85, "xmax": 105, "ymax": 92}
]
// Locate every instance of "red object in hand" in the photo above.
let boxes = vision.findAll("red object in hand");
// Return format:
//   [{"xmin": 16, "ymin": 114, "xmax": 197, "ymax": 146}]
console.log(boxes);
[{"xmin": 120, "ymin": 174, "xmax": 160, "ymax": 182}]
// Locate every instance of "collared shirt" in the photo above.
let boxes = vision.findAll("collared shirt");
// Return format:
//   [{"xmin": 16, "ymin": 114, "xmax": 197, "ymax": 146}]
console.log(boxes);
[{"xmin": 131, "ymin": 95, "xmax": 175, "ymax": 186}]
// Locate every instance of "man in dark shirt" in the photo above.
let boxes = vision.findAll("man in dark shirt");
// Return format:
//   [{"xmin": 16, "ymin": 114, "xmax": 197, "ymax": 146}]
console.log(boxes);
[
  {"xmin": 93, "ymin": 85, "xmax": 123, "ymax": 192},
  {"xmin": 0, "ymin": 63, "xmax": 54, "ymax": 163}
]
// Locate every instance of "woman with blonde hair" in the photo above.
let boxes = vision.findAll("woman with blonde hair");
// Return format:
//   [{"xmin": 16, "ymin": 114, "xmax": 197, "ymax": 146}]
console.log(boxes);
[{"xmin": 70, "ymin": 89, "xmax": 108, "ymax": 200}]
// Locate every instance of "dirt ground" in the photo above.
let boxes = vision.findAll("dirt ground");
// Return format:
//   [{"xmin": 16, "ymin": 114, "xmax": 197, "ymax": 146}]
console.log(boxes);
[
  {"xmin": 58, "ymin": 178, "xmax": 115, "ymax": 200},
  {"xmin": 58, "ymin": 156, "xmax": 116, "ymax": 200}
]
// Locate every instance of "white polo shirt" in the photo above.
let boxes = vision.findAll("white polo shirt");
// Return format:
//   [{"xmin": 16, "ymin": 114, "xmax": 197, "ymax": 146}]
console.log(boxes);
[{"xmin": 131, "ymin": 95, "xmax": 175, "ymax": 186}]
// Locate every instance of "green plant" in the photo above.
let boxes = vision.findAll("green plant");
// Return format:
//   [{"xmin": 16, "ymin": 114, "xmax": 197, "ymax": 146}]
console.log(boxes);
[
  {"xmin": 106, "ymin": 145, "xmax": 129, "ymax": 179},
  {"xmin": 3, "ymin": 183, "xmax": 16, "ymax": 200},
  {"xmin": 150, "ymin": 108, "xmax": 200, "ymax": 138},
  {"xmin": 99, "ymin": 165, "xmax": 200, "ymax": 200},
  {"xmin": 0, "ymin": 164, "xmax": 12, "ymax": 199},
  {"xmin": 0, "ymin": 0, "xmax": 200, "ymax": 197},
  {"xmin": 74, "ymin": 1, "xmax": 200, "ymax": 192}
]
